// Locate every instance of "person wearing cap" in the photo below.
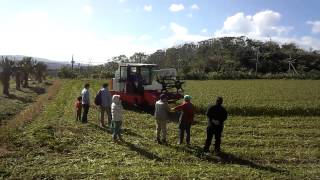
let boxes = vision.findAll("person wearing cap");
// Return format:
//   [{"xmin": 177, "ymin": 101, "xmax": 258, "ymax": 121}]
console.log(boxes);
[
  {"xmin": 171, "ymin": 95, "xmax": 195, "ymax": 145},
  {"xmin": 154, "ymin": 94, "xmax": 170, "ymax": 144},
  {"xmin": 203, "ymin": 97, "xmax": 228, "ymax": 154}
]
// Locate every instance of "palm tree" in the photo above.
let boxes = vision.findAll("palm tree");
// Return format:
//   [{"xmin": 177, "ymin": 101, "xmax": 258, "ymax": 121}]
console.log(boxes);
[
  {"xmin": 34, "ymin": 61, "xmax": 47, "ymax": 83},
  {"xmin": 0, "ymin": 56, "xmax": 15, "ymax": 95},
  {"xmin": 20, "ymin": 57, "xmax": 35, "ymax": 88}
]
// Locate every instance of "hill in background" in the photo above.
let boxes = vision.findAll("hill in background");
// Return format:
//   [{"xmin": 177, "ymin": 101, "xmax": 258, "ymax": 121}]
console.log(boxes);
[{"xmin": 0, "ymin": 55, "xmax": 70, "ymax": 70}]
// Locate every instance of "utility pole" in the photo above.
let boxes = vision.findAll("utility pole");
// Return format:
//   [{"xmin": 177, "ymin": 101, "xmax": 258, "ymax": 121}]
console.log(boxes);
[
  {"xmin": 288, "ymin": 54, "xmax": 298, "ymax": 75},
  {"xmin": 253, "ymin": 47, "xmax": 260, "ymax": 76},
  {"xmin": 218, "ymin": 42, "xmax": 224, "ymax": 72},
  {"xmin": 71, "ymin": 54, "xmax": 75, "ymax": 70}
]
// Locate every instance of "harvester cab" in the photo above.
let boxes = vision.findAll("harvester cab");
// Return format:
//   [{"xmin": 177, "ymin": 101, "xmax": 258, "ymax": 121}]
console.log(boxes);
[{"xmin": 110, "ymin": 63, "xmax": 184, "ymax": 109}]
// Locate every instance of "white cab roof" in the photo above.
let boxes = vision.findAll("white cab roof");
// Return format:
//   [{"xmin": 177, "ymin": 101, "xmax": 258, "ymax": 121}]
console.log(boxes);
[{"xmin": 119, "ymin": 63, "xmax": 157, "ymax": 67}]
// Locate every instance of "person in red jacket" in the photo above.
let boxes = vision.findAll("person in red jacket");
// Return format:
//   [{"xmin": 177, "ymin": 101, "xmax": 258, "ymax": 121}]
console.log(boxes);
[
  {"xmin": 172, "ymin": 95, "xmax": 195, "ymax": 145},
  {"xmin": 75, "ymin": 96, "xmax": 82, "ymax": 121}
]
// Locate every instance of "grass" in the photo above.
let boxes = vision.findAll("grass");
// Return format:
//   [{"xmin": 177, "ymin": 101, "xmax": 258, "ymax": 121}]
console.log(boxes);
[
  {"xmin": 185, "ymin": 80, "xmax": 320, "ymax": 116},
  {"xmin": 0, "ymin": 80, "xmax": 52, "ymax": 124},
  {"xmin": 0, "ymin": 79, "xmax": 319, "ymax": 179}
]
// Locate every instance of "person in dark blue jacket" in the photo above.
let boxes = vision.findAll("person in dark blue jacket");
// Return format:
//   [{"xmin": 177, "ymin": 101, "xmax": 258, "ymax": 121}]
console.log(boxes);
[{"xmin": 203, "ymin": 97, "xmax": 228, "ymax": 153}]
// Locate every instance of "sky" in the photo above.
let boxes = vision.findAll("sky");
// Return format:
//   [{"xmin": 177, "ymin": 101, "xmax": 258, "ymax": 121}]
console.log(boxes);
[{"xmin": 0, "ymin": 0, "xmax": 319, "ymax": 64}]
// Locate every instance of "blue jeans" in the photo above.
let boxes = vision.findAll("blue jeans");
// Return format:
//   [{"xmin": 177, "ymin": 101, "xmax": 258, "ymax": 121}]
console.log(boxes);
[
  {"xmin": 112, "ymin": 121, "xmax": 122, "ymax": 139},
  {"xmin": 82, "ymin": 104, "xmax": 89, "ymax": 123},
  {"xmin": 179, "ymin": 123, "xmax": 191, "ymax": 144}
]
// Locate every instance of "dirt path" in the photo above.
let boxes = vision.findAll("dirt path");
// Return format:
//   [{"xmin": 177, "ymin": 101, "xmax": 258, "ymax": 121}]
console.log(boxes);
[{"xmin": 0, "ymin": 80, "xmax": 62, "ymax": 142}]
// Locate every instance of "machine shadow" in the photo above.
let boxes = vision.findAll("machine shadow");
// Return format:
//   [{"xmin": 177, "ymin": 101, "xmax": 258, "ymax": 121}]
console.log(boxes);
[{"xmin": 122, "ymin": 103, "xmax": 152, "ymax": 115}]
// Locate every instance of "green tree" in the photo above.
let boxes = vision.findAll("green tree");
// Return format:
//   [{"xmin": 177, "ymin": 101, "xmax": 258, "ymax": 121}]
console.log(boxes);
[
  {"xmin": 34, "ymin": 61, "xmax": 47, "ymax": 83},
  {"xmin": 20, "ymin": 57, "xmax": 35, "ymax": 87},
  {"xmin": 0, "ymin": 56, "xmax": 15, "ymax": 95},
  {"xmin": 130, "ymin": 52, "xmax": 148, "ymax": 63},
  {"xmin": 58, "ymin": 66, "xmax": 77, "ymax": 79},
  {"xmin": 112, "ymin": 55, "xmax": 129, "ymax": 63},
  {"xmin": 13, "ymin": 62, "xmax": 23, "ymax": 90}
]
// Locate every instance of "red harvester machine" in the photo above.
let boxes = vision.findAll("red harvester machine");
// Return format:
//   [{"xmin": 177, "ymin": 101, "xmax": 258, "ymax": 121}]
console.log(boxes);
[{"xmin": 109, "ymin": 63, "xmax": 184, "ymax": 110}]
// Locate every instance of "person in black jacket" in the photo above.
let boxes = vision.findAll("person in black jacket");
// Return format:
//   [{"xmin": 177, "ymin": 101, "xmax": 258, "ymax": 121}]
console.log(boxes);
[{"xmin": 203, "ymin": 97, "xmax": 228, "ymax": 153}]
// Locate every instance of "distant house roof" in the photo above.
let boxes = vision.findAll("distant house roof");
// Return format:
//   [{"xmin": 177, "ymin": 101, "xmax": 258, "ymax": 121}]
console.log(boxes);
[{"xmin": 119, "ymin": 63, "xmax": 157, "ymax": 67}]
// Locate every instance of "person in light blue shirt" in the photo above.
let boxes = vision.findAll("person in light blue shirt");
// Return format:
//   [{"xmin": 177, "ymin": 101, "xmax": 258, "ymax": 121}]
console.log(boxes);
[{"xmin": 81, "ymin": 83, "xmax": 90, "ymax": 123}]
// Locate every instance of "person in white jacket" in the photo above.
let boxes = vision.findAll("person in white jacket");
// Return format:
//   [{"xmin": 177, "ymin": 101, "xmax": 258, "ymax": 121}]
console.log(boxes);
[
  {"xmin": 154, "ymin": 94, "xmax": 170, "ymax": 144},
  {"xmin": 111, "ymin": 95, "xmax": 123, "ymax": 140}
]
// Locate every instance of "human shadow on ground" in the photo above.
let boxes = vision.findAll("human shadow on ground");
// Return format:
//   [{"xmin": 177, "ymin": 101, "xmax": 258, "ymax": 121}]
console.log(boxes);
[
  {"xmin": 118, "ymin": 140, "xmax": 163, "ymax": 162},
  {"xmin": 88, "ymin": 123, "xmax": 112, "ymax": 134},
  {"xmin": 89, "ymin": 122, "xmax": 159, "ymax": 161},
  {"xmin": 27, "ymin": 86, "xmax": 46, "ymax": 95},
  {"xmin": 7, "ymin": 94, "xmax": 33, "ymax": 103},
  {"xmin": 88, "ymin": 122, "xmax": 144, "ymax": 140},
  {"xmin": 122, "ymin": 128, "xmax": 144, "ymax": 138},
  {"xmin": 169, "ymin": 144, "xmax": 288, "ymax": 174}
]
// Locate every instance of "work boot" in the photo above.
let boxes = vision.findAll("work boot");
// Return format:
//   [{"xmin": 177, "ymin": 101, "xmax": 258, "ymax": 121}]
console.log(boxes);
[
  {"xmin": 118, "ymin": 135, "xmax": 123, "ymax": 141},
  {"xmin": 100, "ymin": 123, "xmax": 106, "ymax": 128},
  {"xmin": 203, "ymin": 148, "xmax": 210, "ymax": 153},
  {"xmin": 214, "ymin": 148, "xmax": 221, "ymax": 155},
  {"xmin": 162, "ymin": 139, "xmax": 168, "ymax": 145}
]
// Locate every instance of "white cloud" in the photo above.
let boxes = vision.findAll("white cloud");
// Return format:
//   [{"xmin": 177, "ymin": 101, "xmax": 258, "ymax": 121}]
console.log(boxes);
[
  {"xmin": 144, "ymin": 4, "xmax": 152, "ymax": 12},
  {"xmin": 0, "ymin": 11, "xmax": 158, "ymax": 64},
  {"xmin": 191, "ymin": 4, "xmax": 199, "ymax": 10},
  {"xmin": 266, "ymin": 36, "xmax": 320, "ymax": 51},
  {"xmin": 170, "ymin": 23, "xmax": 188, "ymax": 35},
  {"xmin": 214, "ymin": 10, "xmax": 320, "ymax": 50},
  {"xmin": 201, "ymin": 28, "xmax": 207, "ymax": 33},
  {"xmin": 299, "ymin": 36, "xmax": 320, "ymax": 50},
  {"xmin": 169, "ymin": 4, "xmax": 184, "ymax": 12},
  {"xmin": 123, "ymin": 8, "xmax": 132, "ymax": 13},
  {"xmin": 307, "ymin": 20, "xmax": 320, "ymax": 34},
  {"xmin": 215, "ymin": 10, "xmax": 292, "ymax": 38},
  {"xmin": 83, "ymin": 5, "xmax": 93, "ymax": 15},
  {"xmin": 160, "ymin": 25, "xmax": 167, "ymax": 31},
  {"xmin": 187, "ymin": 13, "xmax": 193, "ymax": 18},
  {"xmin": 138, "ymin": 35, "xmax": 152, "ymax": 41},
  {"xmin": 162, "ymin": 22, "xmax": 209, "ymax": 46}
]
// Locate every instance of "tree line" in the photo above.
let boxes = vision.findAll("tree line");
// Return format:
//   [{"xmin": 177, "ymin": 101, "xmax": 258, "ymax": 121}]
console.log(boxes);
[
  {"xmin": 110, "ymin": 36, "xmax": 320, "ymax": 79},
  {"xmin": 58, "ymin": 36, "xmax": 320, "ymax": 79},
  {"xmin": 0, "ymin": 56, "xmax": 47, "ymax": 96}
]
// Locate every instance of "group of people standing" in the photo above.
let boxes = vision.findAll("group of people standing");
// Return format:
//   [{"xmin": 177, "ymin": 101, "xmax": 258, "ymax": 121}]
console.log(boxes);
[
  {"xmin": 75, "ymin": 83, "xmax": 228, "ymax": 153},
  {"xmin": 155, "ymin": 94, "xmax": 228, "ymax": 153},
  {"xmin": 75, "ymin": 83, "xmax": 123, "ymax": 140}
]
